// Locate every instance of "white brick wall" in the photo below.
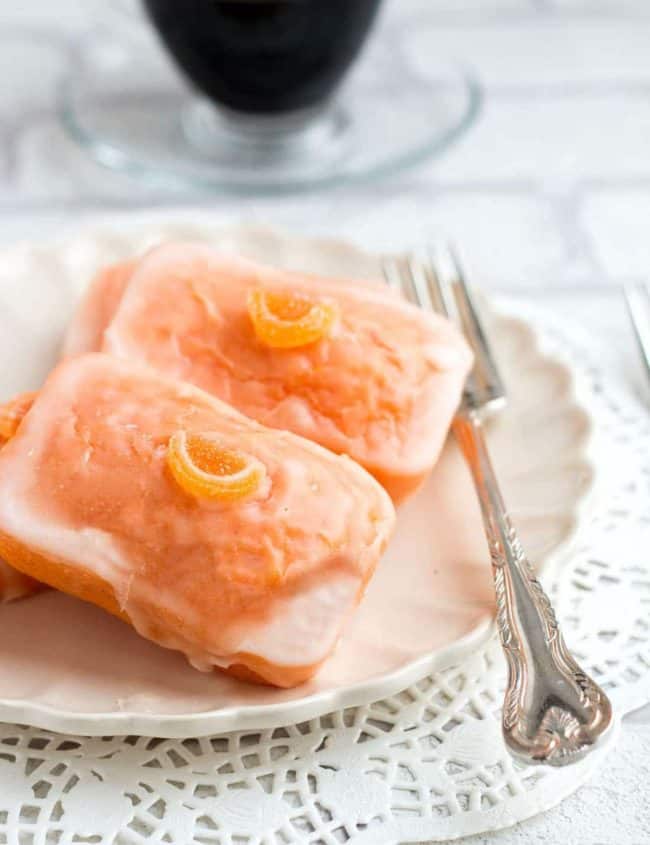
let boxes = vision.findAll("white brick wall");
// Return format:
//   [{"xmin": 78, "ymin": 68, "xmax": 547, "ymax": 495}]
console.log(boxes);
[{"xmin": 3, "ymin": 0, "xmax": 650, "ymax": 294}]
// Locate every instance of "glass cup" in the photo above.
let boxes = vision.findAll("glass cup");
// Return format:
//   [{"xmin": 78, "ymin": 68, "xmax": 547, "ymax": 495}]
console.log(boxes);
[{"xmin": 59, "ymin": 0, "xmax": 481, "ymax": 192}]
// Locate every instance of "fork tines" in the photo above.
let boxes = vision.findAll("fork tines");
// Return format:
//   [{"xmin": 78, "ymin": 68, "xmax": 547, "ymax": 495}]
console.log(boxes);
[{"xmin": 383, "ymin": 245, "xmax": 506, "ymax": 414}]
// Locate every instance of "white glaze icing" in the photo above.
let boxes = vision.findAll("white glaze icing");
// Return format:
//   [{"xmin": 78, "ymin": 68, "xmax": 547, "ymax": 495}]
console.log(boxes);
[
  {"xmin": 0, "ymin": 483, "xmax": 360, "ymax": 673},
  {"xmin": 235, "ymin": 573, "xmax": 361, "ymax": 667}
]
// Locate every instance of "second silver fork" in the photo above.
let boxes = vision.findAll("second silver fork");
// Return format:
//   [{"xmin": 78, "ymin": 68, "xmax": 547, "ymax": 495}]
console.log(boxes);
[{"xmin": 383, "ymin": 247, "xmax": 613, "ymax": 767}]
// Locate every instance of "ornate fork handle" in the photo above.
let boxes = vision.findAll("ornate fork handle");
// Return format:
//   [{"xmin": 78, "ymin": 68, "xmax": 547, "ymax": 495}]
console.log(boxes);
[{"xmin": 453, "ymin": 409, "xmax": 613, "ymax": 766}]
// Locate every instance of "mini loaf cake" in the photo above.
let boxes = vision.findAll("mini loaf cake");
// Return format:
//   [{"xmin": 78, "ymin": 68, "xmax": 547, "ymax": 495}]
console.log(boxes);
[{"xmin": 0, "ymin": 354, "xmax": 395, "ymax": 686}]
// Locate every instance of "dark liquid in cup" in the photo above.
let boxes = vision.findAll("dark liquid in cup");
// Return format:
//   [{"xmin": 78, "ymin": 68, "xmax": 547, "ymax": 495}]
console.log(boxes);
[{"xmin": 143, "ymin": 0, "xmax": 382, "ymax": 114}]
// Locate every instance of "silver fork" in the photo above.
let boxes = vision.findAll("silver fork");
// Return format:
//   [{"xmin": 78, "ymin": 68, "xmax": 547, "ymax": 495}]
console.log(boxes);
[{"xmin": 383, "ymin": 245, "xmax": 613, "ymax": 767}]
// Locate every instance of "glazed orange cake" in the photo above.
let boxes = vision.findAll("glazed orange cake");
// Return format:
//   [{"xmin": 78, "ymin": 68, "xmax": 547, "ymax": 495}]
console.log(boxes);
[
  {"xmin": 64, "ymin": 243, "xmax": 473, "ymax": 504},
  {"xmin": 0, "ymin": 354, "xmax": 395, "ymax": 686}
]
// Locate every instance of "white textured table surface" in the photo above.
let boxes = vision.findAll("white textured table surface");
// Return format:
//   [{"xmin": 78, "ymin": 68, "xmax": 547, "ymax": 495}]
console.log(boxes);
[{"xmin": 2, "ymin": 1, "xmax": 650, "ymax": 843}]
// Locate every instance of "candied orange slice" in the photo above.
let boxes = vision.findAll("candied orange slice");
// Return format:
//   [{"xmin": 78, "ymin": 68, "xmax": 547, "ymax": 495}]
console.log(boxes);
[
  {"xmin": 167, "ymin": 431, "xmax": 266, "ymax": 502},
  {"xmin": 247, "ymin": 287, "xmax": 338, "ymax": 349},
  {"xmin": 0, "ymin": 392, "xmax": 36, "ymax": 446}
]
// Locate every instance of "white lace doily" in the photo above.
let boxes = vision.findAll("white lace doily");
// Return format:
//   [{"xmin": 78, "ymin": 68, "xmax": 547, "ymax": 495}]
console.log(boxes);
[{"xmin": 0, "ymin": 304, "xmax": 646, "ymax": 844}]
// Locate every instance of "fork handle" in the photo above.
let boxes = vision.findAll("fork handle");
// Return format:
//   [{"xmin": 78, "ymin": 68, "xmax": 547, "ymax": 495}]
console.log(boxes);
[{"xmin": 453, "ymin": 409, "xmax": 612, "ymax": 766}]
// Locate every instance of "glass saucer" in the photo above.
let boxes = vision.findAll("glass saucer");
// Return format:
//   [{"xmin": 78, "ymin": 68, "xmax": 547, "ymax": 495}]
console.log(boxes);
[{"xmin": 59, "ymin": 23, "xmax": 481, "ymax": 194}]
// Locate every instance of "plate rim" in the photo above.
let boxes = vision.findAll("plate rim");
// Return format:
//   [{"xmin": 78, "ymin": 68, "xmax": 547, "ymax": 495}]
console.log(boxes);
[{"xmin": 0, "ymin": 220, "xmax": 598, "ymax": 737}]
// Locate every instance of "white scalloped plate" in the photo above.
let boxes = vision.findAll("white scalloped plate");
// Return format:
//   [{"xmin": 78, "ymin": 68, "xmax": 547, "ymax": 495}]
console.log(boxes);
[{"xmin": 0, "ymin": 221, "xmax": 595, "ymax": 737}]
